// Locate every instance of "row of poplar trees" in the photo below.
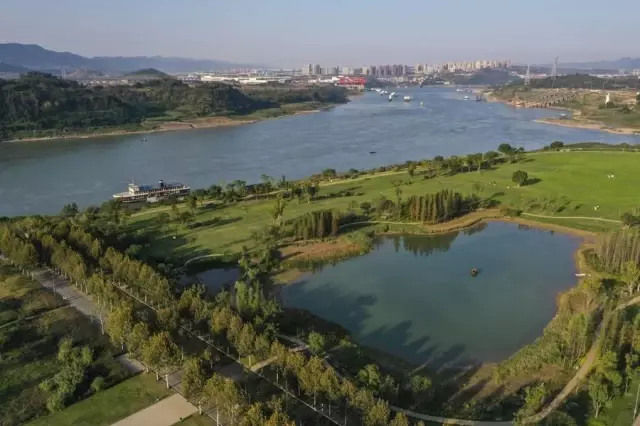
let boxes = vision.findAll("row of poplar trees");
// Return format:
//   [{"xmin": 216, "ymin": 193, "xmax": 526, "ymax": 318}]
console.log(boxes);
[
  {"xmin": 1, "ymin": 219, "xmax": 415, "ymax": 426},
  {"xmin": 405, "ymin": 189, "xmax": 473, "ymax": 224},
  {"xmin": 290, "ymin": 209, "xmax": 341, "ymax": 240}
]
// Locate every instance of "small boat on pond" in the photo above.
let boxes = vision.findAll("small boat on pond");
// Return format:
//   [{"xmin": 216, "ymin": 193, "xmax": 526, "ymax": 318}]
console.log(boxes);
[
  {"xmin": 369, "ymin": 151, "xmax": 377, "ymax": 154},
  {"xmin": 470, "ymin": 268, "xmax": 478, "ymax": 277}
]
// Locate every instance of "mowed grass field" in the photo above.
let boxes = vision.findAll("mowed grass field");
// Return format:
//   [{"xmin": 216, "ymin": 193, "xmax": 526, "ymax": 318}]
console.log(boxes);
[
  {"xmin": 129, "ymin": 151, "xmax": 638, "ymax": 261},
  {"xmin": 27, "ymin": 373, "xmax": 173, "ymax": 426},
  {"xmin": 0, "ymin": 263, "xmax": 129, "ymax": 426}
]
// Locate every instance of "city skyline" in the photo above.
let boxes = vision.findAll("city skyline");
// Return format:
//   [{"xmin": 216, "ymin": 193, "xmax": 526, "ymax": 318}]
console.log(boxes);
[{"xmin": 1, "ymin": 0, "xmax": 638, "ymax": 67}]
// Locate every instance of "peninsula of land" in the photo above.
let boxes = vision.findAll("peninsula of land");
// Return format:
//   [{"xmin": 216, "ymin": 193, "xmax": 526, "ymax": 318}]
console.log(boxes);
[
  {"xmin": 0, "ymin": 72, "xmax": 348, "ymax": 142},
  {"xmin": 487, "ymin": 74, "xmax": 640, "ymax": 135}
]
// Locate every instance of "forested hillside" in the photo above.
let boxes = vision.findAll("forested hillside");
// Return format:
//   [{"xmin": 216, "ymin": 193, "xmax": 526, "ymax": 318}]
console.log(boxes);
[{"xmin": 0, "ymin": 73, "xmax": 348, "ymax": 140}]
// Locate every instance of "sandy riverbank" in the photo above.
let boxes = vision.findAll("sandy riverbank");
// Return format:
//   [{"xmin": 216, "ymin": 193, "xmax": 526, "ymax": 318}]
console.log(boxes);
[
  {"xmin": 6, "ymin": 116, "xmax": 258, "ymax": 143},
  {"xmin": 485, "ymin": 92, "xmax": 640, "ymax": 136},
  {"xmin": 5, "ymin": 107, "xmax": 333, "ymax": 143},
  {"xmin": 534, "ymin": 117, "xmax": 640, "ymax": 135}
]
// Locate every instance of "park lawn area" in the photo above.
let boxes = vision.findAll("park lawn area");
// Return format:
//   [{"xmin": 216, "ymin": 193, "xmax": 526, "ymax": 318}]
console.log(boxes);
[
  {"xmin": 128, "ymin": 151, "xmax": 637, "ymax": 261},
  {"xmin": 0, "ymin": 264, "xmax": 129, "ymax": 426},
  {"xmin": 0, "ymin": 264, "xmax": 60, "ymax": 326},
  {"xmin": 27, "ymin": 373, "xmax": 173, "ymax": 426},
  {"xmin": 176, "ymin": 414, "xmax": 215, "ymax": 426},
  {"xmin": 600, "ymin": 380, "xmax": 639, "ymax": 426}
]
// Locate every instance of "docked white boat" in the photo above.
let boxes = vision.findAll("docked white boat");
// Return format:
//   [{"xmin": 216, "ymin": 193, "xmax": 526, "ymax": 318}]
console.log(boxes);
[{"xmin": 113, "ymin": 180, "xmax": 190, "ymax": 203}]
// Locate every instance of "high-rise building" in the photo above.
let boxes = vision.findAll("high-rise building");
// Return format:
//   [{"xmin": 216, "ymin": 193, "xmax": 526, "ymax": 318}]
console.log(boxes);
[
  {"xmin": 302, "ymin": 64, "xmax": 313, "ymax": 76},
  {"xmin": 313, "ymin": 64, "xmax": 322, "ymax": 75}
]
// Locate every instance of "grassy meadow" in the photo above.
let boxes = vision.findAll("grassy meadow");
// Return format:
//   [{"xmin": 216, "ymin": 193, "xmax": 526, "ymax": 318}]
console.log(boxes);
[
  {"xmin": 129, "ymin": 150, "xmax": 637, "ymax": 262},
  {"xmin": 0, "ymin": 263, "xmax": 130, "ymax": 426},
  {"xmin": 27, "ymin": 373, "xmax": 173, "ymax": 426}
]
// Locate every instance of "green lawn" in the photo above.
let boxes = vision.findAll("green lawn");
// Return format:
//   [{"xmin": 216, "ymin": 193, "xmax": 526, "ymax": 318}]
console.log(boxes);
[
  {"xmin": 601, "ymin": 380, "xmax": 640, "ymax": 426},
  {"xmin": 27, "ymin": 373, "xmax": 173, "ymax": 426},
  {"xmin": 129, "ymin": 151, "xmax": 636, "ymax": 261},
  {"xmin": 0, "ymin": 264, "xmax": 60, "ymax": 326},
  {"xmin": 0, "ymin": 264, "xmax": 129, "ymax": 426},
  {"xmin": 176, "ymin": 414, "xmax": 215, "ymax": 426}
]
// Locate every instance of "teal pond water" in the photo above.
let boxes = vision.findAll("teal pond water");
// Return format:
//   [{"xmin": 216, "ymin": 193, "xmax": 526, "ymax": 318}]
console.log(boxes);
[{"xmin": 280, "ymin": 221, "xmax": 582, "ymax": 368}]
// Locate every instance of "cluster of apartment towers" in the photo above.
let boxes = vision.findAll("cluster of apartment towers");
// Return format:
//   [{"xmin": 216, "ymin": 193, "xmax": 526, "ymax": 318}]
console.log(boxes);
[{"xmin": 301, "ymin": 60, "xmax": 511, "ymax": 77}]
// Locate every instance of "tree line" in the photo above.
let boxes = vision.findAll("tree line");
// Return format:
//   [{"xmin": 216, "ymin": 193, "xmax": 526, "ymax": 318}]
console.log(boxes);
[
  {"xmin": 0, "ymin": 218, "xmax": 421, "ymax": 425},
  {"xmin": 405, "ymin": 189, "xmax": 474, "ymax": 223},
  {"xmin": 290, "ymin": 210, "xmax": 342, "ymax": 240},
  {"xmin": 0, "ymin": 73, "xmax": 348, "ymax": 140}
]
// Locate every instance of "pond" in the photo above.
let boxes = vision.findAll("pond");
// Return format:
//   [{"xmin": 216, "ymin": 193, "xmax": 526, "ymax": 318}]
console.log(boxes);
[
  {"xmin": 197, "ymin": 267, "xmax": 240, "ymax": 295},
  {"xmin": 280, "ymin": 221, "xmax": 582, "ymax": 368}
]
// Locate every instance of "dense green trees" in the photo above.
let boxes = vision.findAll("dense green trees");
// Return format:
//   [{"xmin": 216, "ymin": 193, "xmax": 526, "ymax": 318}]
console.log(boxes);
[
  {"xmin": 596, "ymin": 228, "xmax": 640, "ymax": 274},
  {"xmin": 0, "ymin": 214, "xmax": 429, "ymax": 426},
  {"xmin": 405, "ymin": 189, "xmax": 475, "ymax": 223},
  {"xmin": 0, "ymin": 73, "xmax": 348, "ymax": 140},
  {"xmin": 588, "ymin": 351, "xmax": 622, "ymax": 418},
  {"xmin": 38, "ymin": 338, "xmax": 93, "ymax": 413},
  {"xmin": 290, "ymin": 210, "xmax": 341, "ymax": 240}
]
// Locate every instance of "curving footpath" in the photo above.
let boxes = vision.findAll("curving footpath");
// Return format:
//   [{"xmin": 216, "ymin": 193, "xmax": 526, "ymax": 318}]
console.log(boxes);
[{"xmin": 521, "ymin": 212, "xmax": 621, "ymax": 224}]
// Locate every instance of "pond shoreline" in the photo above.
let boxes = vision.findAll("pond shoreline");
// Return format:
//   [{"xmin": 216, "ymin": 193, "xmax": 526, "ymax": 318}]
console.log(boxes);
[
  {"xmin": 274, "ymin": 217, "xmax": 591, "ymax": 417},
  {"xmin": 277, "ymin": 212, "xmax": 596, "ymax": 285}
]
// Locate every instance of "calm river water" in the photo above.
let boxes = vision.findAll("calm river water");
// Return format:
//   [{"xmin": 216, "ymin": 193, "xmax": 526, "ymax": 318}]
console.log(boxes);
[
  {"xmin": 281, "ymin": 222, "xmax": 582, "ymax": 367},
  {"xmin": 1, "ymin": 87, "xmax": 639, "ymax": 217}
]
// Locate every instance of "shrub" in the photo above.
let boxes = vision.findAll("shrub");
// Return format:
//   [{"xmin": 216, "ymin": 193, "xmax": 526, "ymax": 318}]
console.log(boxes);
[
  {"xmin": 621, "ymin": 213, "xmax": 640, "ymax": 228},
  {"xmin": 550, "ymin": 141, "xmax": 564, "ymax": 150},
  {"xmin": 512, "ymin": 170, "xmax": 529, "ymax": 186},
  {"xmin": 360, "ymin": 202, "xmax": 372, "ymax": 216},
  {"xmin": 500, "ymin": 206, "xmax": 522, "ymax": 217},
  {"xmin": 91, "ymin": 376, "xmax": 106, "ymax": 393}
]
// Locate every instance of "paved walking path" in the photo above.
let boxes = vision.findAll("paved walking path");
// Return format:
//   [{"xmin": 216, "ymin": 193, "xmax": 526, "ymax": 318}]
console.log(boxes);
[
  {"xmin": 111, "ymin": 394, "xmax": 197, "ymax": 426},
  {"xmin": 9, "ymin": 255, "xmax": 640, "ymax": 425},
  {"xmin": 521, "ymin": 212, "xmax": 622, "ymax": 224},
  {"xmin": 1, "ymin": 259, "xmax": 201, "ymax": 426}
]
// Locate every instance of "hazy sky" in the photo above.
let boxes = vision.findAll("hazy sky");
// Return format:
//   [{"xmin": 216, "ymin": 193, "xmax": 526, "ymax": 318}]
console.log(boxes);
[{"xmin": 1, "ymin": 0, "xmax": 638, "ymax": 67}]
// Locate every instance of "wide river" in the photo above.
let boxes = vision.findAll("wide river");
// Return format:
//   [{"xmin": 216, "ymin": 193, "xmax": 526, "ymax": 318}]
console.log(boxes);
[
  {"xmin": 281, "ymin": 222, "xmax": 582, "ymax": 368},
  {"xmin": 1, "ymin": 87, "xmax": 639, "ymax": 217}
]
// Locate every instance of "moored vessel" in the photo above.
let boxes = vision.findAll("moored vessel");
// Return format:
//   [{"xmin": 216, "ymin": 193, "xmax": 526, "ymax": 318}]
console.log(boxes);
[{"xmin": 113, "ymin": 180, "xmax": 190, "ymax": 203}]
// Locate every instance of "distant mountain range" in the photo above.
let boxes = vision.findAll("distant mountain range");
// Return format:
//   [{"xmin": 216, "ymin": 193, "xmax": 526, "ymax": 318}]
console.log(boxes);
[
  {"xmin": 0, "ymin": 62, "xmax": 29, "ymax": 73},
  {"xmin": 539, "ymin": 57, "xmax": 640, "ymax": 70},
  {"xmin": 0, "ymin": 43, "xmax": 263, "ymax": 75}
]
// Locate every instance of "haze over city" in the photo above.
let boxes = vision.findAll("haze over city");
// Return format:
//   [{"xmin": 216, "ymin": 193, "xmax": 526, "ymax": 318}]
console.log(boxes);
[{"xmin": 1, "ymin": 0, "xmax": 639, "ymax": 67}]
